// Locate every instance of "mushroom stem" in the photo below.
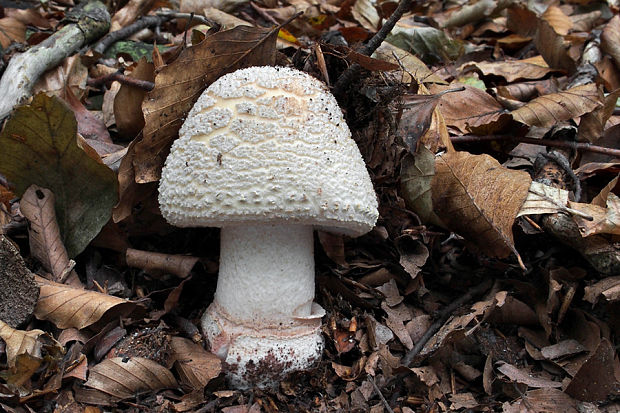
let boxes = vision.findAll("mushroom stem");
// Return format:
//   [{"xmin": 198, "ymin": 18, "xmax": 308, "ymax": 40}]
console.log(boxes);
[{"xmin": 202, "ymin": 224, "xmax": 325, "ymax": 388}]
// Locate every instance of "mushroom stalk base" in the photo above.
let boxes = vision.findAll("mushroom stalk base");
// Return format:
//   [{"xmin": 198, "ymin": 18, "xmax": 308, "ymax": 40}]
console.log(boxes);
[{"xmin": 201, "ymin": 224, "xmax": 325, "ymax": 389}]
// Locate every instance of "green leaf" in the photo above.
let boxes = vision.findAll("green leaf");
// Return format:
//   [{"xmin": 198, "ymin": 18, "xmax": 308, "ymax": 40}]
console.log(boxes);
[{"xmin": 0, "ymin": 93, "xmax": 118, "ymax": 257}]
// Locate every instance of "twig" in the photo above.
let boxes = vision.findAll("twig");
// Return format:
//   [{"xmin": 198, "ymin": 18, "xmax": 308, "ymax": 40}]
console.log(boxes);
[
  {"xmin": 369, "ymin": 376, "xmax": 395, "ymax": 413},
  {"xmin": 451, "ymin": 134, "xmax": 620, "ymax": 158},
  {"xmin": 401, "ymin": 278, "xmax": 493, "ymax": 367},
  {"xmin": 88, "ymin": 71, "xmax": 155, "ymax": 90},
  {"xmin": 93, "ymin": 15, "xmax": 172, "ymax": 54},
  {"xmin": 155, "ymin": 10, "xmax": 220, "ymax": 30},
  {"xmin": 332, "ymin": 0, "xmax": 415, "ymax": 98}
]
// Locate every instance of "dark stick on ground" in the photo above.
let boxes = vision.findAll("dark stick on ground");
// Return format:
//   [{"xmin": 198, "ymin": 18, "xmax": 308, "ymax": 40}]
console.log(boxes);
[
  {"xmin": 88, "ymin": 71, "xmax": 155, "ymax": 90},
  {"xmin": 451, "ymin": 134, "xmax": 620, "ymax": 158},
  {"xmin": 93, "ymin": 15, "xmax": 172, "ymax": 54},
  {"xmin": 401, "ymin": 278, "xmax": 493, "ymax": 367},
  {"xmin": 332, "ymin": 0, "xmax": 415, "ymax": 99}
]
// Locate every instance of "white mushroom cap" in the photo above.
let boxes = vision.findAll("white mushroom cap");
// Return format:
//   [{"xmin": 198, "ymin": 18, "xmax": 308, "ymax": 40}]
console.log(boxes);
[{"xmin": 158, "ymin": 66, "xmax": 378, "ymax": 236}]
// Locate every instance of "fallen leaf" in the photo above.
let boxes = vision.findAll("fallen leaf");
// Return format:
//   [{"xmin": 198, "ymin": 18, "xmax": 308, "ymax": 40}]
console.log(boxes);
[
  {"xmin": 518, "ymin": 181, "xmax": 570, "ymax": 217},
  {"xmin": 34, "ymin": 276, "xmax": 136, "ymax": 330},
  {"xmin": 20, "ymin": 186, "xmax": 73, "ymax": 282},
  {"xmin": 534, "ymin": 18, "xmax": 576, "ymax": 73},
  {"xmin": 511, "ymin": 83, "xmax": 602, "ymax": 128},
  {"xmin": 0, "ymin": 320, "xmax": 50, "ymax": 367},
  {"xmin": 569, "ymin": 194, "xmax": 620, "ymax": 237},
  {"xmin": 0, "ymin": 17, "xmax": 26, "ymax": 48},
  {"xmin": 496, "ymin": 362, "xmax": 562, "ymax": 388},
  {"xmin": 541, "ymin": 6, "xmax": 572, "ymax": 36},
  {"xmin": 601, "ymin": 14, "xmax": 620, "ymax": 70},
  {"xmin": 0, "ymin": 94, "xmax": 118, "ymax": 257},
  {"xmin": 372, "ymin": 42, "xmax": 445, "ymax": 84},
  {"xmin": 400, "ymin": 147, "xmax": 444, "ymax": 227},
  {"xmin": 460, "ymin": 59, "xmax": 557, "ymax": 82},
  {"xmin": 84, "ymin": 357, "xmax": 178, "ymax": 400},
  {"xmin": 63, "ymin": 85, "xmax": 112, "ymax": 143},
  {"xmin": 135, "ymin": 24, "xmax": 279, "ymax": 183},
  {"xmin": 502, "ymin": 388, "xmax": 579, "ymax": 413},
  {"xmin": 432, "ymin": 151, "xmax": 531, "ymax": 262},
  {"xmin": 170, "ymin": 337, "xmax": 222, "ymax": 390},
  {"xmin": 564, "ymin": 339, "xmax": 618, "ymax": 402},
  {"xmin": 114, "ymin": 58, "xmax": 154, "ymax": 139},
  {"xmin": 583, "ymin": 276, "xmax": 620, "ymax": 305}
]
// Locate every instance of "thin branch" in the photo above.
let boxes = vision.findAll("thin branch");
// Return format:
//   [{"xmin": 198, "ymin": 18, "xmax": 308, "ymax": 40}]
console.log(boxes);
[
  {"xmin": 88, "ymin": 71, "xmax": 154, "ymax": 90},
  {"xmin": 332, "ymin": 0, "xmax": 415, "ymax": 98},
  {"xmin": 401, "ymin": 278, "xmax": 493, "ymax": 367},
  {"xmin": 93, "ymin": 15, "xmax": 172, "ymax": 54},
  {"xmin": 451, "ymin": 134, "xmax": 620, "ymax": 158},
  {"xmin": 370, "ymin": 376, "xmax": 395, "ymax": 413}
]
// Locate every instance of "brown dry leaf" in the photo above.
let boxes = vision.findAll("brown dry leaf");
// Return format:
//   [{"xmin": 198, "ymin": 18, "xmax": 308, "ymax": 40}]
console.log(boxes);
[
  {"xmin": 565, "ymin": 339, "xmax": 618, "ymax": 402},
  {"xmin": 502, "ymin": 388, "xmax": 579, "ymax": 413},
  {"xmin": 63, "ymin": 86, "xmax": 112, "ymax": 143},
  {"xmin": 125, "ymin": 248, "xmax": 199, "ymax": 278},
  {"xmin": 496, "ymin": 362, "xmax": 562, "ymax": 388},
  {"xmin": 431, "ymin": 151, "xmax": 531, "ymax": 262},
  {"xmin": 110, "ymin": 0, "xmax": 156, "ymax": 32},
  {"xmin": 84, "ymin": 357, "xmax": 178, "ymax": 400},
  {"xmin": 33, "ymin": 55, "xmax": 88, "ymax": 99},
  {"xmin": 569, "ymin": 194, "xmax": 620, "ymax": 237},
  {"xmin": 0, "ymin": 17, "xmax": 26, "ymax": 48},
  {"xmin": 114, "ymin": 58, "xmax": 154, "ymax": 139},
  {"xmin": 351, "ymin": 0, "xmax": 380, "ymax": 32},
  {"xmin": 372, "ymin": 42, "xmax": 445, "ymax": 84},
  {"xmin": 400, "ymin": 147, "xmax": 444, "ymax": 227},
  {"xmin": 540, "ymin": 340, "xmax": 585, "ymax": 360},
  {"xmin": 20, "ymin": 185, "xmax": 72, "ymax": 282},
  {"xmin": 34, "ymin": 276, "xmax": 135, "ymax": 329},
  {"xmin": 170, "ymin": 337, "xmax": 222, "ymax": 390},
  {"xmin": 583, "ymin": 276, "xmax": 620, "ymax": 305},
  {"xmin": 398, "ymin": 91, "xmax": 444, "ymax": 153},
  {"xmin": 534, "ymin": 18, "xmax": 576, "ymax": 73},
  {"xmin": 0, "ymin": 320, "xmax": 47, "ymax": 367},
  {"xmin": 511, "ymin": 83, "xmax": 602, "ymax": 128},
  {"xmin": 601, "ymin": 15, "xmax": 620, "ymax": 70},
  {"xmin": 541, "ymin": 6, "xmax": 573, "ymax": 36},
  {"xmin": 381, "ymin": 302, "xmax": 413, "ymax": 350},
  {"xmin": 517, "ymin": 181, "xmax": 570, "ymax": 217},
  {"xmin": 506, "ymin": 5, "xmax": 537, "ymax": 38},
  {"xmin": 578, "ymin": 89, "xmax": 620, "ymax": 143},
  {"xmin": 460, "ymin": 59, "xmax": 557, "ymax": 82},
  {"xmin": 134, "ymin": 25, "xmax": 278, "ymax": 183},
  {"xmin": 432, "ymin": 84, "xmax": 507, "ymax": 134}
]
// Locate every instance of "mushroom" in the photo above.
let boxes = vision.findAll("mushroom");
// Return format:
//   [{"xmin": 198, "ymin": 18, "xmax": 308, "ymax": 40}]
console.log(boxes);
[{"xmin": 158, "ymin": 66, "xmax": 378, "ymax": 388}]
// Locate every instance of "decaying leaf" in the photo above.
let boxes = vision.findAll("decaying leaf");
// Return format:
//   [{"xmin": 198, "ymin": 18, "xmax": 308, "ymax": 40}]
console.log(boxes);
[
  {"xmin": 564, "ymin": 339, "xmax": 617, "ymax": 402},
  {"xmin": 0, "ymin": 94, "xmax": 118, "ymax": 257},
  {"xmin": 372, "ymin": 42, "xmax": 445, "ymax": 84},
  {"xmin": 400, "ymin": 147, "xmax": 444, "ymax": 227},
  {"xmin": 517, "ymin": 181, "xmax": 570, "ymax": 217},
  {"xmin": 601, "ymin": 14, "xmax": 620, "ymax": 70},
  {"xmin": 432, "ymin": 151, "xmax": 531, "ymax": 263},
  {"xmin": 569, "ymin": 194, "xmax": 620, "ymax": 237},
  {"xmin": 511, "ymin": 83, "xmax": 602, "ymax": 128},
  {"xmin": 134, "ymin": 24, "xmax": 279, "ymax": 183},
  {"xmin": 34, "ymin": 276, "xmax": 136, "ymax": 330},
  {"xmin": 496, "ymin": 362, "xmax": 562, "ymax": 388},
  {"xmin": 460, "ymin": 59, "xmax": 557, "ymax": 82},
  {"xmin": 20, "ymin": 186, "xmax": 72, "ymax": 282},
  {"xmin": 583, "ymin": 276, "xmax": 620, "ymax": 305},
  {"xmin": 170, "ymin": 337, "xmax": 222, "ymax": 390},
  {"xmin": 114, "ymin": 58, "xmax": 154, "ymax": 139},
  {"xmin": 502, "ymin": 388, "xmax": 579, "ymax": 413},
  {"xmin": 83, "ymin": 357, "xmax": 178, "ymax": 400},
  {"xmin": 0, "ymin": 320, "xmax": 57, "ymax": 367}
]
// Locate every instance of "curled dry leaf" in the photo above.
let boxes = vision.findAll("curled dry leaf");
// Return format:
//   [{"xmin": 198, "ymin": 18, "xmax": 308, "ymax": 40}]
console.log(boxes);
[
  {"xmin": 534, "ymin": 18, "xmax": 576, "ymax": 73},
  {"xmin": 0, "ymin": 320, "xmax": 57, "ymax": 367},
  {"xmin": 460, "ymin": 59, "xmax": 557, "ymax": 82},
  {"xmin": 511, "ymin": 83, "xmax": 602, "ymax": 128},
  {"xmin": 496, "ymin": 362, "xmax": 562, "ymax": 388},
  {"xmin": 541, "ymin": 5, "xmax": 572, "ymax": 36},
  {"xmin": 432, "ymin": 151, "xmax": 531, "ymax": 263},
  {"xmin": 114, "ymin": 58, "xmax": 154, "ymax": 139},
  {"xmin": 583, "ymin": 276, "xmax": 620, "ymax": 305},
  {"xmin": 170, "ymin": 337, "xmax": 222, "ymax": 390},
  {"xmin": 134, "ymin": 25, "xmax": 279, "ymax": 183},
  {"xmin": 569, "ymin": 194, "xmax": 620, "ymax": 237},
  {"xmin": 34, "ymin": 276, "xmax": 135, "ymax": 330},
  {"xmin": 84, "ymin": 357, "xmax": 178, "ymax": 401},
  {"xmin": 517, "ymin": 181, "xmax": 570, "ymax": 217},
  {"xmin": 20, "ymin": 185, "xmax": 72, "ymax": 282},
  {"xmin": 601, "ymin": 14, "xmax": 620, "ymax": 70}
]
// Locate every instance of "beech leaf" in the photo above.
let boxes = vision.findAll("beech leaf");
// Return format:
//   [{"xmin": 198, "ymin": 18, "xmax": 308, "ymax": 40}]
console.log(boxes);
[
  {"xmin": 34, "ymin": 276, "xmax": 136, "ymax": 329},
  {"xmin": 20, "ymin": 186, "xmax": 71, "ymax": 281},
  {"xmin": 431, "ymin": 151, "xmax": 531, "ymax": 263},
  {"xmin": 0, "ymin": 93, "xmax": 118, "ymax": 257},
  {"xmin": 84, "ymin": 357, "xmax": 178, "ymax": 400},
  {"xmin": 170, "ymin": 337, "xmax": 222, "ymax": 390},
  {"xmin": 511, "ymin": 83, "xmax": 602, "ymax": 128},
  {"xmin": 134, "ymin": 24, "xmax": 279, "ymax": 183}
]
